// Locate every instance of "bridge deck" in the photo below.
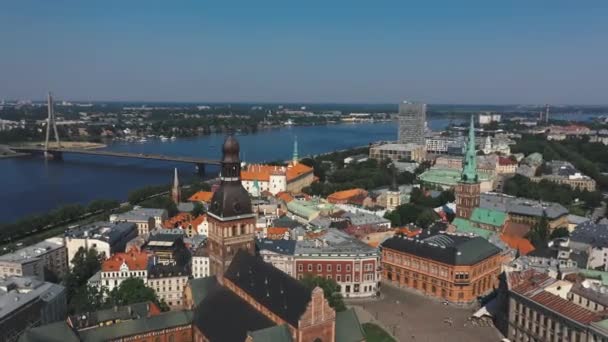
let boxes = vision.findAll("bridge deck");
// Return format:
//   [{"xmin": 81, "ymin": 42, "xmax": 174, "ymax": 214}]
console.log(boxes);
[{"xmin": 10, "ymin": 147, "xmax": 221, "ymax": 165}]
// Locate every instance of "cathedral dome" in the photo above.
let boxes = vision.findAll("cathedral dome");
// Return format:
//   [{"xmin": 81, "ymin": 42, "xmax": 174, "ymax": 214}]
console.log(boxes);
[
  {"xmin": 209, "ymin": 134, "xmax": 253, "ymax": 219},
  {"xmin": 222, "ymin": 135, "xmax": 240, "ymax": 163}
]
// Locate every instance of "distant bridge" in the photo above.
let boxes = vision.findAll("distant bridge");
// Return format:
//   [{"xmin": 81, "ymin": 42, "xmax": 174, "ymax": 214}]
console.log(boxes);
[
  {"xmin": 8, "ymin": 93, "xmax": 220, "ymax": 175},
  {"xmin": 10, "ymin": 146, "xmax": 220, "ymax": 174}
]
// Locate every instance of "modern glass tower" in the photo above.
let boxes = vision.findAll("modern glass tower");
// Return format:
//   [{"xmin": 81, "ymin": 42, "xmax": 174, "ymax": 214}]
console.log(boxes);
[{"xmin": 397, "ymin": 100, "xmax": 426, "ymax": 145}]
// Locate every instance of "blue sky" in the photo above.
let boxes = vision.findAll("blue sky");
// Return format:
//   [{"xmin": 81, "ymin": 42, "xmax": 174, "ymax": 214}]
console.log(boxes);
[{"xmin": 1, "ymin": 1, "xmax": 607, "ymax": 104}]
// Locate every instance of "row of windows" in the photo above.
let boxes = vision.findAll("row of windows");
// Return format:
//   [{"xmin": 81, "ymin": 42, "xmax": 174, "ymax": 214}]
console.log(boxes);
[
  {"xmin": 148, "ymin": 278, "xmax": 188, "ymax": 286},
  {"xmin": 102, "ymin": 271, "xmax": 146, "ymax": 278},
  {"xmin": 384, "ymin": 252, "xmax": 449, "ymax": 277},
  {"xmin": 297, "ymin": 263, "xmax": 373, "ymax": 273}
]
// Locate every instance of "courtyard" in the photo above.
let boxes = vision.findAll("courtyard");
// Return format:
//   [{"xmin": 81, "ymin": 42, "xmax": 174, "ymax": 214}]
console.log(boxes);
[{"xmin": 348, "ymin": 283, "xmax": 504, "ymax": 342}]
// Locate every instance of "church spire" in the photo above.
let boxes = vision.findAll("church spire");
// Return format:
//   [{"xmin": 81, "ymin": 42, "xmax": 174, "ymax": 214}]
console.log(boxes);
[
  {"xmin": 171, "ymin": 168, "xmax": 181, "ymax": 204},
  {"xmin": 461, "ymin": 115, "xmax": 479, "ymax": 183},
  {"xmin": 292, "ymin": 136, "xmax": 299, "ymax": 165}
]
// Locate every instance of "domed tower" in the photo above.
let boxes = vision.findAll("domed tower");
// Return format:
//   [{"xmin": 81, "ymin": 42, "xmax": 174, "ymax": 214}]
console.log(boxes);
[{"xmin": 207, "ymin": 135, "xmax": 256, "ymax": 279}]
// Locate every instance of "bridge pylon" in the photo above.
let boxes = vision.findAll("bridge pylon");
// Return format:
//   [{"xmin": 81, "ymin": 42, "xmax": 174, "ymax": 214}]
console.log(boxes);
[{"xmin": 44, "ymin": 92, "xmax": 62, "ymax": 159}]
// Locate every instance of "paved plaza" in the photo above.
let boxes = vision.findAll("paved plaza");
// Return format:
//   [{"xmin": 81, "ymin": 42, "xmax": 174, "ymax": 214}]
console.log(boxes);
[{"xmin": 348, "ymin": 283, "xmax": 504, "ymax": 342}]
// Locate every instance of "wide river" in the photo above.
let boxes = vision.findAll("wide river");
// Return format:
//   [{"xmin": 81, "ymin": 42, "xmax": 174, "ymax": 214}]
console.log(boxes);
[{"xmin": 0, "ymin": 113, "xmax": 597, "ymax": 224}]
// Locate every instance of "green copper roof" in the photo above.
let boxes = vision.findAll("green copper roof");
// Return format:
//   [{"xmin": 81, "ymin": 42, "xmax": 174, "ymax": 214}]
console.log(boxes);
[
  {"xmin": 79, "ymin": 310, "xmax": 193, "ymax": 341},
  {"xmin": 419, "ymin": 168, "xmax": 492, "ymax": 187},
  {"xmin": 19, "ymin": 321, "xmax": 79, "ymax": 342},
  {"xmin": 470, "ymin": 208, "xmax": 507, "ymax": 227},
  {"xmin": 592, "ymin": 319, "xmax": 608, "ymax": 334},
  {"xmin": 188, "ymin": 276, "xmax": 219, "ymax": 308},
  {"xmin": 248, "ymin": 324, "xmax": 293, "ymax": 342},
  {"xmin": 452, "ymin": 218, "xmax": 493, "ymax": 239},
  {"xmin": 461, "ymin": 115, "xmax": 479, "ymax": 183},
  {"xmin": 579, "ymin": 269, "xmax": 608, "ymax": 286},
  {"xmin": 336, "ymin": 308, "xmax": 366, "ymax": 342}
]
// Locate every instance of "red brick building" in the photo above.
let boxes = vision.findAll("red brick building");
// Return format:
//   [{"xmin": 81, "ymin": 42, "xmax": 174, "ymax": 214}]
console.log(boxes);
[
  {"xmin": 382, "ymin": 231, "xmax": 502, "ymax": 303},
  {"xmin": 293, "ymin": 229, "xmax": 380, "ymax": 298}
]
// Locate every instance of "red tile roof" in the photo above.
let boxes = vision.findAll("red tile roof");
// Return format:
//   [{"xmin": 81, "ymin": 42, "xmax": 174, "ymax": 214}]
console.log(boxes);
[
  {"xmin": 509, "ymin": 270, "xmax": 603, "ymax": 325},
  {"xmin": 502, "ymin": 221, "xmax": 531, "ymax": 238},
  {"xmin": 162, "ymin": 212, "xmax": 193, "ymax": 229},
  {"xmin": 241, "ymin": 163, "xmax": 313, "ymax": 182},
  {"xmin": 188, "ymin": 191, "xmax": 214, "ymax": 203},
  {"xmin": 276, "ymin": 192, "xmax": 295, "ymax": 203},
  {"xmin": 327, "ymin": 188, "xmax": 368, "ymax": 203},
  {"xmin": 498, "ymin": 157, "xmax": 517, "ymax": 166},
  {"xmin": 102, "ymin": 251, "xmax": 149, "ymax": 272},
  {"xmin": 530, "ymin": 291, "xmax": 601, "ymax": 324},
  {"xmin": 500, "ymin": 234, "xmax": 535, "ymax": 255}
]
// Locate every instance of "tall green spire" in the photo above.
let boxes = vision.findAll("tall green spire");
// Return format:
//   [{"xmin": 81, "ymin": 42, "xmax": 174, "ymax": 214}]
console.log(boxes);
[
  {"xmin": 292, "ymin": 136, "xmax": 299, "ymax": 165},
  {"xmin": 461, "ymin": 115, "xmax": 479, "ymax": 183}
]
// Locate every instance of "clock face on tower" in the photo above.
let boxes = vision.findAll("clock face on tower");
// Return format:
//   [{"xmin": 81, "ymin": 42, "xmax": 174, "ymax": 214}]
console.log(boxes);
[{"xmin": 233, "ymin": 201, "xmax": 242, "ymax": 214}]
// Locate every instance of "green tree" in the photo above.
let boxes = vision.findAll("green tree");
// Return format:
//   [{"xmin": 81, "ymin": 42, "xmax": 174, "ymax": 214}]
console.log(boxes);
[
  {"xmin": 65, "ymin": 247, "xmax": 102, "ymax": 297},
  {"xmin": 107, "ymin": 278, "xmax": 169, "ymax": 311},
  {"xmin": 87, "ymin": 199, "xmax": 120, "ymax": 213},
  {"xmin": 301, "ymin": 275, "xmax": 346, "ymax": 312},
  {"xmin": 191, "ymin": 203, "xmax": 205, "ymax": 217},
  {"xmin": 70, "ymin": 285, "xmax": 107, "ymax": 314},
  {"xmin": 416, "ymin": 210, "xmax": 438, "ymax": 229},
  {"xmin": 550, "ymin": 227, "xmax": 570, "ymax": 239},
  {"xmin": 172, "ymin": 239, "xmax": 192, "ymax": 267},
  {"xmin": 527, "ymin": 212, "xmax": 551, "ymax": 248},
  {"xmin": 384, "ymin": 210, "xmax": 402, "ymax": 227},
  {"xmin": 65, "ymin": 248, "xmax": 102, "ymax": 313}
]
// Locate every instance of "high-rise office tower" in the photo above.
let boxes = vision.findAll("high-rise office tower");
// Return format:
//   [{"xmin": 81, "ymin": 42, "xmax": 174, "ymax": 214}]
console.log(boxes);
[{"xmin": 397, "ymin": 100, "xmax": 426, "ymax": 145}]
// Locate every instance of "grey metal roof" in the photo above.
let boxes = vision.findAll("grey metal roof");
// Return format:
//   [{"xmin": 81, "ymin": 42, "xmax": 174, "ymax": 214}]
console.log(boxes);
[
  {"xmin": 0, "ymin": 276, "xmax": 65, "ymax": 320},
  {"xmin": 256, "ymin": 239, "xmax": 297, "ymax": 256},
  {"xmin": 0, "ymin": 238, "xmax": 63, "ymax": 264},
  {"xmin": 110, "ymin": 208, "xmax": 166, "ymax": 222},
  {"xmin": 68, "ymin": 302, "xmax": 155, "ymax": 330},
  {"xmin": 571, "ymin": 221, "xmax": 608, "ymax": 248},
  {"xmin": 382, "ymin": 232, "xmax": 501, "ymax": 266},
  {"xmin": 295, "ymin": 229, "xmax": 378, "ymax": 256},
  {"xmin": 64, "ymin": 221, "xmax": 137, "ymax": 244},
  {"xmin": 342, "ymin": 211, "xmax": 390, "ymax": 226},
  {"xmin": 480, "ymin": 193, "xmax": 568, "ymax": 219},
  {"xmin": 570, "ymin": 281, "xmax": 608, "ymax": 307}
]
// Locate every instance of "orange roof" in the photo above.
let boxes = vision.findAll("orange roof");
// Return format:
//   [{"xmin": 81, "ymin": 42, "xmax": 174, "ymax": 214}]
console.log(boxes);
[
  {"xmin": 266, "ymin": 227, "xmax": 289, "ymax": 236},
  {"xmin": 188, "ymin": 191, "xmax": 214, "ymax": 203},
  {"xmin": 241, "ymin": 163, "xmax": 313, "ymax": 182},
  {"xmin": 190, "ymin": 215, "xmax": 208, "ymax": 234},
  {"xmin": 285, "ymin": 163, "xmax": 314, "ymax": 181},
  {"xmin": 395, "ymin": 227, "xmax": 422, "ymax": 238},
  {"xmin": 241, "ymin": 164, "xmax": 278, "ymax": 181},
  {"xmin": 276, "ymin": 192, "xmax": 295, "ymax": 203},
  {"xmin": 162, "ymin": 212, "xmax": 193, "ymax": 229},
  {"xmin": 500, "ymin": 234, "xmax": 535, "ymax": 255},
  {"xmin": 327, "ymin": 188, "xmax": 368, "ymax": 201},
  {"xmin": 102, "ymin": 251, "xmax": 149, "ymax": 272}
]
